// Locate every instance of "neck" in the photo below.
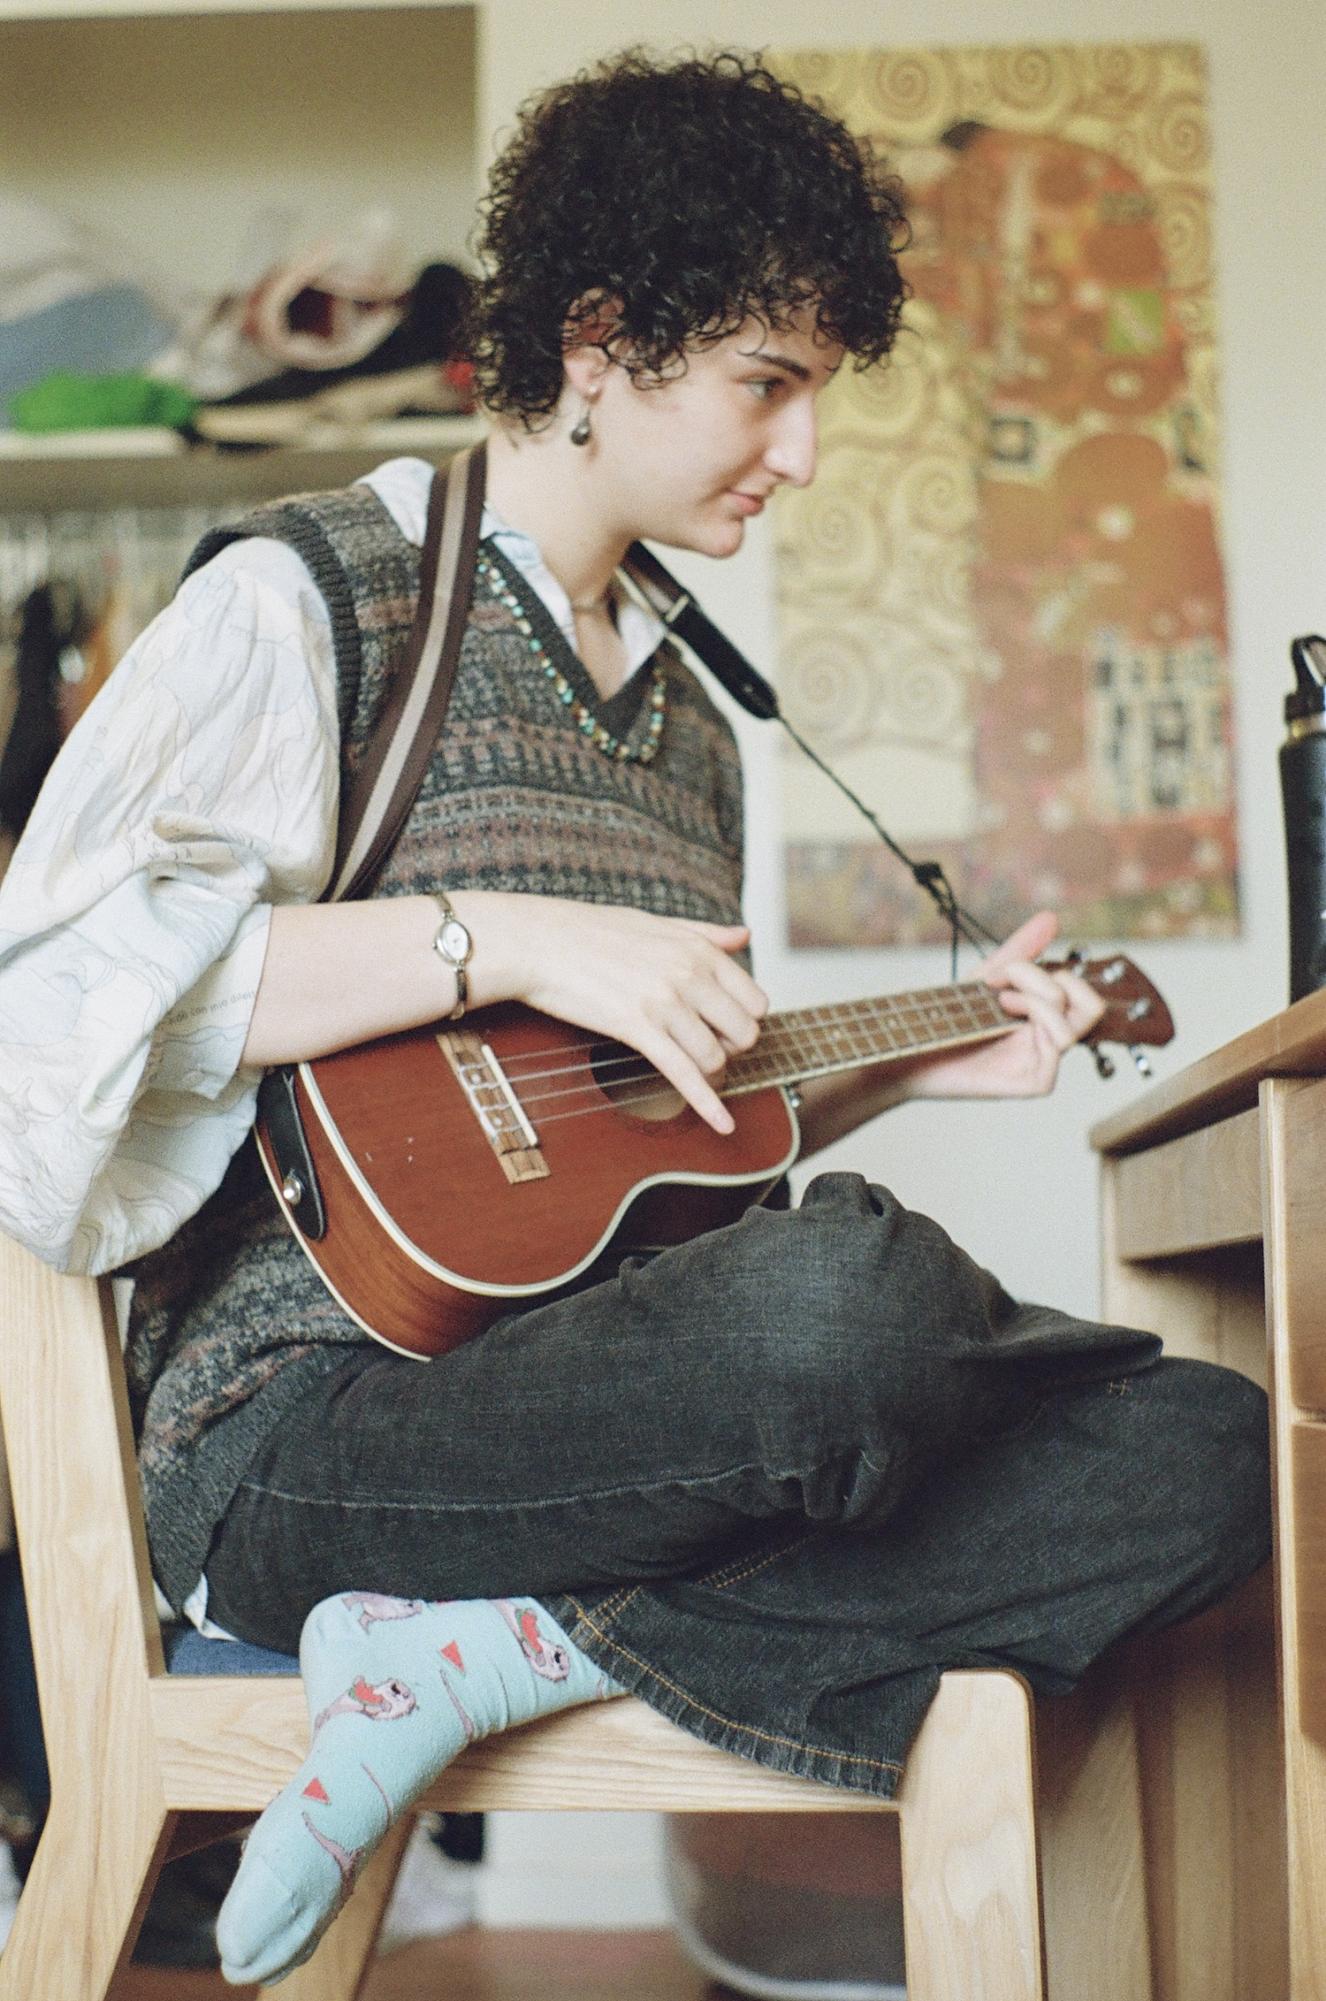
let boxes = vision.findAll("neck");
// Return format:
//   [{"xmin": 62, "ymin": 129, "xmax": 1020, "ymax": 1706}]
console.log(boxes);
[
  {"xmin": 719, "ymin": 982, "xmax": 1015, "ymax": 1097},
  {"xmin": 483, "ymin": 418, "xmax": 630, "ymax": 610}
]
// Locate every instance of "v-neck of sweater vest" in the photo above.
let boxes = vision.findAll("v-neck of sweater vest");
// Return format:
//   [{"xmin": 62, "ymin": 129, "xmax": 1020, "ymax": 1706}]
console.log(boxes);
[{"xmin": 481, "ymin": 536, "xmax": 654, "ymax": 750}]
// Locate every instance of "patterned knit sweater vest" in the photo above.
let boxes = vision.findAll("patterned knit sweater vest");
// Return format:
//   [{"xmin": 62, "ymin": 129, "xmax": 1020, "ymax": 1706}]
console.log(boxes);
[{"xmin": 124, "ymin": 474, "xmax": 747, "ymax": 1610}]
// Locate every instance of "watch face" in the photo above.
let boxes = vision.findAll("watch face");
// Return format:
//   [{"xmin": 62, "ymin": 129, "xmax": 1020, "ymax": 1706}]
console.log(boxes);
[{"xmin": 439, "ymin": 917, "xmax": 472, "ymax": 964}]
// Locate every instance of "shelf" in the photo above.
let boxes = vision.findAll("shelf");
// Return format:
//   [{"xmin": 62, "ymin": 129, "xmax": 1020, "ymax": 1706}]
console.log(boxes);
[
  {"xmin": 0, "ymin": 415, "xmax": 488, "ymax": 512},
  {"xmin": 0, "ymin": 0, "xmax": 452, "ymax": 20}
]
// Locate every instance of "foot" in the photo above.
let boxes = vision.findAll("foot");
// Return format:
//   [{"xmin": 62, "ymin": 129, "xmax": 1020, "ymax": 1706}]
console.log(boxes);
[{"xmin": 216, "ymin": 1594, "xmax": 620, "ymax": 1986}]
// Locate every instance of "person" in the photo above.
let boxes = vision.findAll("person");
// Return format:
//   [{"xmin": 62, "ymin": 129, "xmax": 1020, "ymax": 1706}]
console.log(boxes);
[{"xmin": 0, "ymin": 48, "xmax": 1270, "ymax": 1989}]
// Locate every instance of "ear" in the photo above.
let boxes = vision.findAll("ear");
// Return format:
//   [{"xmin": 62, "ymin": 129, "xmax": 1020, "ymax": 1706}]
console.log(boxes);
[{"xmin": 561, "ymin": 290, "xmax": 623, "ymax": 397}]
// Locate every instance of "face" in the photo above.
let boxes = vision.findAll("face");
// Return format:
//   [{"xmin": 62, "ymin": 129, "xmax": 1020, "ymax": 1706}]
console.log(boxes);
[{"xmin": 576, "ymin": 302, "xmax": 843, "ymax": 558}]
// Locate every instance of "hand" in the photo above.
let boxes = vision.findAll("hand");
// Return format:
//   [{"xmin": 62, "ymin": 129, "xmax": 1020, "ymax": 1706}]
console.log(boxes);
[
  {"xmin": 470, "ymin": 893, "xmax": 768, "ymax": 1135},
  {"xmin": 902, "ymin": 910, "xmax": 1105, "ymax": 1102}
]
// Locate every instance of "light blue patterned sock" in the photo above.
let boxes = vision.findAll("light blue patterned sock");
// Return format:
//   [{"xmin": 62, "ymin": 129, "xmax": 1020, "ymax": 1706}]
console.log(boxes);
[{"xmin": 217, "ymin": 1592, "xmax": 621, "ymax": 1987}]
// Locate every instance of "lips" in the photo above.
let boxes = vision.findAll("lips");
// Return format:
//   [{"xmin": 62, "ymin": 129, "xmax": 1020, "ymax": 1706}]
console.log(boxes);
[{"xmin": 728, "ymin": 491, "xmax": 766, "ymax": 516}]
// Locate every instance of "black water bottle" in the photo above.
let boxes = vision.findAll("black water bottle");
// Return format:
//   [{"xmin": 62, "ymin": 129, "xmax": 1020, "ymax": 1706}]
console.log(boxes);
[{"xmin": 1282, "ymin": 635, "xmax": 1326, "ymax": 1000}]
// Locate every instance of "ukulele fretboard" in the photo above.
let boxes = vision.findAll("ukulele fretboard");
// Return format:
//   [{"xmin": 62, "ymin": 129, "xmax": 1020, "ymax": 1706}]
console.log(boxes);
[{"xmin": 722, "ymin": 983, "xmax": 1012, "ymax": 1095}]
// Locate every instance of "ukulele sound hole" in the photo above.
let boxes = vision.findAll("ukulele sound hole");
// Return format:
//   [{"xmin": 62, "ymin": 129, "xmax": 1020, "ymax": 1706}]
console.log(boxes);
[{"xmin": 588, "ymin": 1041, "xmax": 687, "ymax": 1125}]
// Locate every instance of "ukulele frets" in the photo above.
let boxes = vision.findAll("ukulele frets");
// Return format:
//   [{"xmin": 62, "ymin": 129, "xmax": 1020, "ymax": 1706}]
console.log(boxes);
[{"xmin": 436, "ymin": 1029, "xmax": 551, "ymax": 1185}]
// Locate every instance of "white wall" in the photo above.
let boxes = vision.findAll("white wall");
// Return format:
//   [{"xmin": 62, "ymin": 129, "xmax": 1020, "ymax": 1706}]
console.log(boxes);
[
  {"xmin": 0, "ymin": 6, "xmax": 478, "ymax": 295},
  {"xmin": 472, "ymin": 0, "xmax": 1326, "ymax": 1927}
]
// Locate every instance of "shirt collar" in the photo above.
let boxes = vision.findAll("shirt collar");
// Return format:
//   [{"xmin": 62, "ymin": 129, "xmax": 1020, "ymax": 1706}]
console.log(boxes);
[{"xmin": 479, "ymin": 502, "xmax": 666, "ymax": 682}]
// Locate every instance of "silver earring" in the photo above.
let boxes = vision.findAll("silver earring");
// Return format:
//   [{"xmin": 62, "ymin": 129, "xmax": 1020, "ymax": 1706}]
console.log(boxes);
[{"xmin": 570, "ymin": 401, "xmax": 593, "ymax": 447}]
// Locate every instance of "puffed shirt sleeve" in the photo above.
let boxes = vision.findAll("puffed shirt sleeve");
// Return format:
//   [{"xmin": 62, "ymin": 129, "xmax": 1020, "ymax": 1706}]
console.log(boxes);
[{"xmin": 0, "ymin": 543, "xmax": 341, "ymax": 1275}]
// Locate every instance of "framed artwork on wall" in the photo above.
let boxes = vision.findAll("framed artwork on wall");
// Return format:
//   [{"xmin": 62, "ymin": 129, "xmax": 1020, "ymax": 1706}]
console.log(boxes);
[{"xmin": 773, "ymin": 44, "xmax": 1237, "ymax": 946}]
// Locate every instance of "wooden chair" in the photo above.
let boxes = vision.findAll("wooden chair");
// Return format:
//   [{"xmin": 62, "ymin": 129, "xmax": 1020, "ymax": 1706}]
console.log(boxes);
[{"xmin": 0, "ymin": 1229, "xmax": 1157, "ymax": 2001}]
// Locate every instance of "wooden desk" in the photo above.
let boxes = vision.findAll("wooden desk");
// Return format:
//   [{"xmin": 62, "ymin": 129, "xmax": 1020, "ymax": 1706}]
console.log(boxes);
[{"xmin": 1092, "ymin": 985, "xmax": 1326, "ymax": 2001}]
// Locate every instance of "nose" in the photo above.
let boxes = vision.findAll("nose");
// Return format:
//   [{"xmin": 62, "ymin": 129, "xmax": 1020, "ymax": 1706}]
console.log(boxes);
[{"xmin": 764, "ymin": 395, "xmax": 818, "ymax": 489}]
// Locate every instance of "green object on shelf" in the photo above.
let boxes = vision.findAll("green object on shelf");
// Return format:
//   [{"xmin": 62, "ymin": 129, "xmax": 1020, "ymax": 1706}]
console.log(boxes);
[{"xmin": 8, "ymin": 371, "xmax": 198, "ymax": 434}]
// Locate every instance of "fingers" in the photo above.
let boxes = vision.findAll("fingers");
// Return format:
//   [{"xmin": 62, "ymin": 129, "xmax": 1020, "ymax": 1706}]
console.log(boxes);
[
  {"xmin": 632, "ymin": 1021, "xmax": 737, "ymax": 1134},
  {"xmin": 527, "ymin": 903, "xmax": 768, "ymax": 1136},
  {"xmin": 690, "ymin": 920, "xmax": 753, "ymax": 946},
  {"xmin": 1001, "ymin": 960, "xmax": 1103, "ymax": 1029},
  {"xmin": 980, "ymin": 908, "xmax": 1058, "ymax": 979},
  {"xmin": 682, "ymin": 922, "xmax": 768, "ymax": 1034},
  {"xmin": 649, "ymin": 958, "xmax": 768, "ymax": 1133},
  {"xmin": 982, "ymin": 910, "xmax": 1104, "ymax": 1050},
  {"xmin": 995, "ymin": 984, "xmax": 1077, "ymax": 1053},
  {"xmin": 707, "ymin": 957, "xmax": 769, "ymax": 1047},
  {"xmin": 1053, "ymin": 966, "xmax": 1107, "ymax": 1037}
]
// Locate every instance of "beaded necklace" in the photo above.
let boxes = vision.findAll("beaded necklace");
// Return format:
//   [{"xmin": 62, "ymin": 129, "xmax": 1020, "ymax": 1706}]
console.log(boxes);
[{"xmin": 476, "ymin": 550, "xmax": 667, "ymax": 764}]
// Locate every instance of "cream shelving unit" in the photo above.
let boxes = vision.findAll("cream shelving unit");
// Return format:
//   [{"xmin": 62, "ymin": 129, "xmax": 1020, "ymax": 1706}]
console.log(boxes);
[
  {"xmin": 0, "ymin": 0, "xmax": 483, "ymax": 514},
  {"xmin": 0, "ymin": 417, "xmax": 487, "ymax": 511}
]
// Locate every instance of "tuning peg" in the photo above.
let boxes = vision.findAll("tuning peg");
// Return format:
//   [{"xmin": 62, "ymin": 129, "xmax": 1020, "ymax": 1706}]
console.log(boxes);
[
  {"xmin": 1064, "ymin": 943, "xmax": 1086, "ymax": 969},
  {"xmin": 1098, "ymin": 958, "xmax": 1127, "ymax": 986},
  {"xmin": 1127, "ymin": 997, "xmax": 1152, "ymax": 1022},
  {"xmin": 1129, "ymin": 1047, "xmax": 1153, "ymax": 1077},
  {"xmin": 1091, "ymin": 1045, "xmax": 1116, "ymax": 1079}
]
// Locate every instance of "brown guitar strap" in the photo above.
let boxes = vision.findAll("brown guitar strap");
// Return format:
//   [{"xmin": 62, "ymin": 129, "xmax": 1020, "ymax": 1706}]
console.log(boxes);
[
  {"xmin": 328, "ymin": 441, "xmax": 487, "ymax": 903},
  {"xmin": 255, "ymin": 442, "xmax": 486, "ymax": 1242}
]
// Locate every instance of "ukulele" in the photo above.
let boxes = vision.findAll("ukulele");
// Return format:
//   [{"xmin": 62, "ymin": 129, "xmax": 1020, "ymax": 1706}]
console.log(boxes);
[{"xmin": 254, "ymin": 954, "xmax": 1173, "ymax": 1360}]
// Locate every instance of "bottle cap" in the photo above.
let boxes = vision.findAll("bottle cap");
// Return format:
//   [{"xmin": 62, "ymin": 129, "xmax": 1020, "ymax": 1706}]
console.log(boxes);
[{"xmin": 1287, "ymin": 636, "xmax": 1326, "ymax": 723}]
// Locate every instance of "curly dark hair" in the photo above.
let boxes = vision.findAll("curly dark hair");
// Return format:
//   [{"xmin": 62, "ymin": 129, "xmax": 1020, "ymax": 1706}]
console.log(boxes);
[{"xmin": 469, "ymin": 48, "xmax": 910, "ymax": 424}]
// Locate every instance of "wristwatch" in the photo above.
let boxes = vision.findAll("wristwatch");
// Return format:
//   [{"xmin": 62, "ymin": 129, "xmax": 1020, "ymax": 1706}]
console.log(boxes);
[{"xmin": 431, "ymin": 891, "xmax": 473, "ymax": 1020}]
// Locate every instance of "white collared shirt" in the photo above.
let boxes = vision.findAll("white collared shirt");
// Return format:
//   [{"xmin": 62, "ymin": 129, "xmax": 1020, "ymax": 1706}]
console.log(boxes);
[{"xmin": 0, "ymin": 455, "xmax": 665, "ymax": 1276}]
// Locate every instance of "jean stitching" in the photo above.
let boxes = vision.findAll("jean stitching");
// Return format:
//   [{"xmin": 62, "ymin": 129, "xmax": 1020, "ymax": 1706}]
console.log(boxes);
[
  {"xmin": 235, "ymin": 1459, "xmax": 780, "ymax": 1514},
  {"xmin": 560, "ymin": 1595, "xmax": 904, "ymax": 1778},
  {"xmin": 587, "ymin": 1586, "xmax": 639, "ymax": 1629},
  {"xmin": 604, "ymin": 1584, "xmax": 641, "ymax": 1626}
]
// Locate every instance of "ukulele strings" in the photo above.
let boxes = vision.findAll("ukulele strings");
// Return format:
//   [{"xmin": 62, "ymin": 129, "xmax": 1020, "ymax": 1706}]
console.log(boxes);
[
  {"xmin": 473, "ymin": 1026, "xmax": 1007, "ymax": 1134},
  {"xmin": 455, "ymin": 1018, "xmax": 1010, "ymax": 1133},
  {"xmin": 469, "ymin": 991, "xmax": 1000, "ymax": 1120},
  {"xmin": 478, "ymin": 984, "xmax": 997, "ymax": 1080}
]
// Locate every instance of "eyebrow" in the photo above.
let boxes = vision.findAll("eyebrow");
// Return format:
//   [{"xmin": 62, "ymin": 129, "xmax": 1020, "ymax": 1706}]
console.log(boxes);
[
  {"xmin": 747, "ymin": 349, "xmax": 842, "ymax": 382},
  {"xmin": 749, "ymin": 351, "xmax": 812, "ymax": 381}
]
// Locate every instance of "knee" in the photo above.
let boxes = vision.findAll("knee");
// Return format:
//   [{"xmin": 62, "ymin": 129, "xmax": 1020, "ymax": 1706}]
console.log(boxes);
[
  {"xmin": 739, "ymin": 1171, "xmax": 996, "ymax": 1357},
  {"xmin": 711, "ymin": 1175, "xmax": 897, "ymax": 1400},
  {"xmin": 710, "ymin": 1172, "xmax": 995, "ymax": 1422},
  {"xmin": 1126, "ymin": 1359, "xmax": 1272, "ymax": 1583},
  {"xmin": 1186, "ymin": 1361, "xmax": 1271, "ymax": 1548}
]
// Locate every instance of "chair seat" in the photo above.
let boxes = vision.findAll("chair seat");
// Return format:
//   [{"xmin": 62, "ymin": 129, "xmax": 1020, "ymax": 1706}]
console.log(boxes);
[{"xmin": 163, "ymin": 1625, "xmax": 298, "ymax": 1676}]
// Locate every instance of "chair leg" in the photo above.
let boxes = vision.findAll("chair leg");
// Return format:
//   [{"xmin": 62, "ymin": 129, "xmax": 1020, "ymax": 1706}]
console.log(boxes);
[
  {"xmin": 280, "ymin": 1811, "xmax": 415, "ymax": 2001},
  {"xmin": 898, "ymin": 1669, "xmax": 1045, "ymax": 2001},
  {"xmin": 1128, "ymin": 1575, "xmax": 1287, "ymax": 2001},
  {"xmin": 1034, "ymin": 1662, "xmax": 1152, "ymax": 1999},
  {"xmin": 0, "ymin": 1796, "xmax": 176, "ymax": 2001}
]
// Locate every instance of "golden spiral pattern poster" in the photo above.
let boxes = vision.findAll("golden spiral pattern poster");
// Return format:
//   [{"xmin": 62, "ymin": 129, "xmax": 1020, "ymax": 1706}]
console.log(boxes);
[{"xmin": 773, "ymin": 44, "xmax": 1236, "ymax": 946}]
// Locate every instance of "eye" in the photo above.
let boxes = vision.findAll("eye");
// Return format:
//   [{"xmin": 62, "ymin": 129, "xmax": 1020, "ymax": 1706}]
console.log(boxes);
[{"xmin": 746, "ymin": 375, "xmax": 784, "ymax": 400}]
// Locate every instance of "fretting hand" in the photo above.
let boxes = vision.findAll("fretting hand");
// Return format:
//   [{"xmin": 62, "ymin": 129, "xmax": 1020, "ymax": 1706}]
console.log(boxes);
[{"xmin": 901, "ymin": 910, "xmax": 1105, "ymax": 1102}]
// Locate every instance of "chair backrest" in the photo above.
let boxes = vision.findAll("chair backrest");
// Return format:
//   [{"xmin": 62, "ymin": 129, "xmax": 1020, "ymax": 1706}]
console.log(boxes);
[{"xmin": 0, "ymin": 1233, "xmax": 165, "ymax": 1790}]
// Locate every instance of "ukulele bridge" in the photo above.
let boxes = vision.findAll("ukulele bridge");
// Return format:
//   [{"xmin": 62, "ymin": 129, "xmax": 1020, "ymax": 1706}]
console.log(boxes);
[{"xmin": 436, "ymin": 1030, "xmax": 551, "ymax": 1185}]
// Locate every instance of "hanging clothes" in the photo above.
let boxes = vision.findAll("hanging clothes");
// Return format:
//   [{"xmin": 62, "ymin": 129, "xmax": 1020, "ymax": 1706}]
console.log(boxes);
[{"xmin": 0, "ymin": 582, "xmax": 83, "ymax": 842}]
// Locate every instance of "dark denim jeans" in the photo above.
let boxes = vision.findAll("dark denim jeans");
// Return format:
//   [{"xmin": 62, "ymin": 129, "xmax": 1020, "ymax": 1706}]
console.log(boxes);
[{"xmin": 203, "ymin": 1172, "xmax": 1272, "ymax": 1797}]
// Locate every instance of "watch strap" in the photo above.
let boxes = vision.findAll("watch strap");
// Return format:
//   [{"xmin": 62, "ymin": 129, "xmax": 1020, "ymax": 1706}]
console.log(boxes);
[{"xmin": 431, "ymin": 890, "xmax": 472, "ymax": 1019}]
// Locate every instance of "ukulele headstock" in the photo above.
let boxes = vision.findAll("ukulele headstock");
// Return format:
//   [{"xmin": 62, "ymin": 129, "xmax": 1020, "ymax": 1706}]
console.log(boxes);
[{"xmin": 1041, "ymin": 951, "xmax": 1175, "ymax": 1079}]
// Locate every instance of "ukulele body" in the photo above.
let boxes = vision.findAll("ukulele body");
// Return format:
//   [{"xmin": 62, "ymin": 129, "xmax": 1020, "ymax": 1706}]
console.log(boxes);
[{"xmin": 255, "ymin": 1002, "xmax": 799, "ymax": 1360}]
